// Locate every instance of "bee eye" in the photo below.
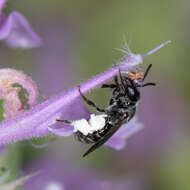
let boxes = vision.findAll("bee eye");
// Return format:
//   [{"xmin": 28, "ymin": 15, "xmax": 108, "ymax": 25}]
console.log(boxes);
[
  {"xmin": 128, "ymin": 87, "xmax": 135, "ymax": 96},
  {"xmin": 127, "ymin": 86, "xmax": 140, "ymax": 102}
]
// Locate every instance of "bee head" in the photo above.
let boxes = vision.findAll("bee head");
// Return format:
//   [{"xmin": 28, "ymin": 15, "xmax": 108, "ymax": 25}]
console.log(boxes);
[{"xmin": 120, "ymin": 64, "xmax": 156, "ymax": 103}]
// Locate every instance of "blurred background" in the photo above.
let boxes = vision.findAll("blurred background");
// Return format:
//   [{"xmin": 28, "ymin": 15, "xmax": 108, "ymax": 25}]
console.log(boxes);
[{"xmin": 0, "ymin": 0, "xmax": 190, "ymax": 189}]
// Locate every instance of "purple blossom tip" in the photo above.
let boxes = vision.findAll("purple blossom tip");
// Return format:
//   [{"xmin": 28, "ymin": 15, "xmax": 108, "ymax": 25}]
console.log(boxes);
[
  {"xmin": 0, "ymin": 11, "xmax": 42, "ymax": 49},
  {"xmin": 48, "ymin": 125, "xmax": 73, "ymax": 137},
  {"xmin": 143, "ymin": 40, "xmax": 171, "ymax": 58},
  {"xmin": 0, "ymin": 42, "xmax": 170, "ymax": 146}
]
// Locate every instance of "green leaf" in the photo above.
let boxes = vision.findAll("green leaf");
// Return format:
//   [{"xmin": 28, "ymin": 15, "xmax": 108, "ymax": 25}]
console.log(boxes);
[{"xmin": 12, "ymin": 83, "xmax": 30, "ymax": 110}]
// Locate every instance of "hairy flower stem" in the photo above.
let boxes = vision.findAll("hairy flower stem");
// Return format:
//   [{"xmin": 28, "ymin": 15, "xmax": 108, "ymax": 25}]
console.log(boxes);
[{"xmin": 0, "ymin": 41, "xmax": 170, "ymax": 145}]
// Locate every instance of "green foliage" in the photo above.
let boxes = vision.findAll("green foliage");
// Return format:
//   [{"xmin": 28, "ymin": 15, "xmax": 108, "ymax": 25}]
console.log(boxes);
[
  {"xmin": 0, "ymin": 99, "xmax": 4, "ymax": 122},
  {"xmin": 12, "ymin": 83, "xmax": 30, "ymax": 110}
]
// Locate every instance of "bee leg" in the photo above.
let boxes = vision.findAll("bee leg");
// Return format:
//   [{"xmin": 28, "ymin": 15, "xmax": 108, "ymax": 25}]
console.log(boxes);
[
  {"xmin": 101, "ymin": 75, "xmax": 118, "ymax": 89},
  {"xmin": 118, "ymin": 67, "xmax": 125, "ymax": 86},
  {"xmin": 101, "ymin": 84, "xmax": 117, "ymax": 88},
  {"xmin": 78, "ymin": 86, "xmax": 105, "ymax": 113},
  {"xmin": 56, "ymin": 119, "xmax": 72, "ymax": 124},
  {"xmin": 114, "ymin": 75, "xmax": 119, "ymax": 86}
]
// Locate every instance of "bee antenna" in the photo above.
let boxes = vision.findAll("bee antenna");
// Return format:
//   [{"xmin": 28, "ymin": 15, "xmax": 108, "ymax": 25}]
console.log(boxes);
[
  {"xmin": 118, "ymin": 67, "xmax": 124, "ymax": 85},
  {"xmin": 142, "ymin": 64, "xmax": 152, "ymax": 82},
  {"xmin": 118, "ymin": 67, "xmax": 126, "ymax": 92}
]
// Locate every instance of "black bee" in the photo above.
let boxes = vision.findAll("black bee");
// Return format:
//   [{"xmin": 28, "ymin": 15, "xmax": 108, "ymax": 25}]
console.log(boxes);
[{"xmin": 57, "ymin": 64, "xmax": 155, "ymax": 157}]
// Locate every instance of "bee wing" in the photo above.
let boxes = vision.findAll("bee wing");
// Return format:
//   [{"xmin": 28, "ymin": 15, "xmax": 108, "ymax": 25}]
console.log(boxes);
[{"xmin": 83, "ymin": 120, "xmax": 124, "ymax": 157}]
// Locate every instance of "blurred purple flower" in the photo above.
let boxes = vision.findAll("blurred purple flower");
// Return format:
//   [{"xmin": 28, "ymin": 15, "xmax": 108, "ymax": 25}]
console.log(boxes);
[
  {"xmin": 105, "ymin": 117, "xmax": 144, "ymax": 150},
  {"xmin": 33, "ymin": 20, "xmax": 76, "ymax": 96},
  {"xmin": 24, "ymin": 156, "xmax": 143, "ymax": 190},
  {"xmin": 0, "ymin": 0, "xmax": 42, "ymax": 49},
  {"xmin": 32, "ymin": 20, "xmax": 90, "ymax": 121},
  {"xmin": 0, "ymin": 41, "xmax": 170, "ymax": 149}
]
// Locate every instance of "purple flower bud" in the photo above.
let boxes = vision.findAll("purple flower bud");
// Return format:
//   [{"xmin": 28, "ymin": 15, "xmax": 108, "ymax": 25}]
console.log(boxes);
[
  {"xmin": 0, "ymin": 41, "xmax": 170, "ymax": 149},
  {"xmin": 0, "ymin": 0, "xmax": 42, "ymax": 49},
  {"xmin": 0, "ymin": 68, "xmax": 38, "ymax": 119}
]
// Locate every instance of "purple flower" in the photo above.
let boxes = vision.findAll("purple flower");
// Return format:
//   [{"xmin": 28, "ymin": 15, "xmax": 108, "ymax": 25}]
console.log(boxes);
[
  {"xmin": 0, "ymin": 41, "xmax": 170, "ymax": 150},
  {"xmin": 24, "ymin": 156, "xmax": 143, "ymax": 190},
  {"xmin": 0, "ymin": 0, "xmax": 42, "ymax": 49}
]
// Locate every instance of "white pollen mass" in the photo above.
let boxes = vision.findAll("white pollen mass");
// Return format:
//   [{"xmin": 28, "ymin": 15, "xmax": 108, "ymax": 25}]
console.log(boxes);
[{"xmin": 72, "ymin": 114, "xmax": 107, "ymax": 135}]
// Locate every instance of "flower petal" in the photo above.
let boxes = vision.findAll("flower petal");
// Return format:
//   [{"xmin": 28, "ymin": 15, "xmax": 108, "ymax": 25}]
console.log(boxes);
[
  {"xmin": 48, "ymin": 125, "xmax": 73, "ymax": 137},
  {"xmin": 0, "ymin": 11, "xmax": 42, "ymax": 48},
  {"xmin": 105, "ymin": 117, "xmax": 144, "ymax": 150}
]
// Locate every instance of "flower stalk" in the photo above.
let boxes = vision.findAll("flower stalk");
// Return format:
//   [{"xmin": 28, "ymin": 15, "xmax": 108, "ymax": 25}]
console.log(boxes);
[{"xmin": 0, "ymin": 41, "xmax": 171, "ymax": 145}]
